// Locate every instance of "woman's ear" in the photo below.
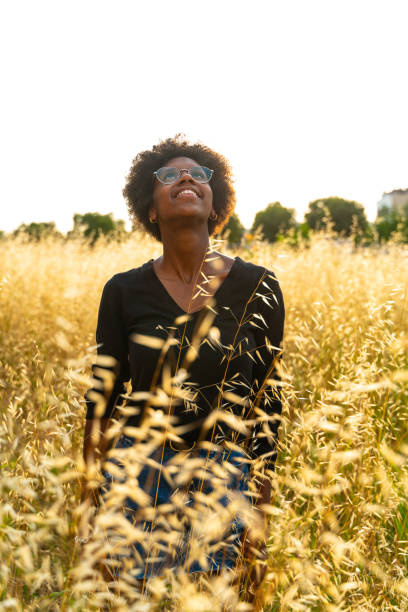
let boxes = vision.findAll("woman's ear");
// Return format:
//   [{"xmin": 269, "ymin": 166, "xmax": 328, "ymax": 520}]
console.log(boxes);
[{"xmin": 148, "ymin": 207, "xmax": 157, "ymax": 224}]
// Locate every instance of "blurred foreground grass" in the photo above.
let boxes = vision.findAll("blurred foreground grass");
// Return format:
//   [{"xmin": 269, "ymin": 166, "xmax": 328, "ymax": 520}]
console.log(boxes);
[{"xmin": 0, "ymin": 233, "xmax": 407, "ymax": 611}]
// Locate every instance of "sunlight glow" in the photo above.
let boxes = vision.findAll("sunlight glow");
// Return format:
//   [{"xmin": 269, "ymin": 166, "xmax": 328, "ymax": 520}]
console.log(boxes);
[{"xmin": 1, "ymin": 0, "xmax": 407, "ymax": 232}]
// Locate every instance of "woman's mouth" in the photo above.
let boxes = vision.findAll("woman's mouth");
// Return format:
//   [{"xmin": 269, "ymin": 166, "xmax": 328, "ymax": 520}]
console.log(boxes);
[{"xmin": 175, "ymin": 189, "xmax": 199, "ymax": 199}]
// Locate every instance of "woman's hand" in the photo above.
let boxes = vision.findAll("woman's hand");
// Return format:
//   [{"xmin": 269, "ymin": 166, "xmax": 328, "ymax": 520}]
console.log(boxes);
[
  {"xmin": 80, "ymin": 474, "xmax": 100, "ymax": 506},
  {"xmin": 77, "ymin": 418, "xmax": 114, "ymax": 544},
  {"xmin": 239, "ymin": 474, "xmax": 271, "ymax": 601},
  {"xmin": 239, "ymin": 512, "xmax": 268, "ymax": 583}
]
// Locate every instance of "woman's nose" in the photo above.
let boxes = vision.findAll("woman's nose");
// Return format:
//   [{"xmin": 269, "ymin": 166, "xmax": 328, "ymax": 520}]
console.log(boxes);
[{"xmin": 177, "ymin": 169, "xmax": 195, "ymax": 183}]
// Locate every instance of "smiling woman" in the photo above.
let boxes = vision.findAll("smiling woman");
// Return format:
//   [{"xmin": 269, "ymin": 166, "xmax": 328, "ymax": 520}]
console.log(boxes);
[
  {"xmin": 122, "ymin": 134, "xmax": 235, "ymax": 241},
  {"xmin": 82, "ymin": 134, "xmax": 285, "ymax": 602}
]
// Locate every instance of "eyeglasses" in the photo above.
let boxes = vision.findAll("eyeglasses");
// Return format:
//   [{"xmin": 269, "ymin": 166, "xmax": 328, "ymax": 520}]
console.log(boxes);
[{"xmin": 153, "ymin": 166, "xmax": 213, "ymax": 184}]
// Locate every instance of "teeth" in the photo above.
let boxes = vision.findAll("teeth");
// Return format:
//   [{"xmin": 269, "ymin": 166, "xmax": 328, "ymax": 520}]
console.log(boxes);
[{"xmin": 176, "ymin": 189, "xmax": 196, "ymax": 197}]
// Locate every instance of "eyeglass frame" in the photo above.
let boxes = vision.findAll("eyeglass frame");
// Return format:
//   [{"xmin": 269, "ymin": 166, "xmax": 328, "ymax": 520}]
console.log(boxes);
[{"xmin": 153, "ymin": 166, "xmax": 214, "ymax": 184}]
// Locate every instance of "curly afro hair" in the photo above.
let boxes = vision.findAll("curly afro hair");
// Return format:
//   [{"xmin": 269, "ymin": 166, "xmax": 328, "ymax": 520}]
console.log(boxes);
[{"xmin": 123, "ymin": 134, "xmax": 236, "ymax": 242}]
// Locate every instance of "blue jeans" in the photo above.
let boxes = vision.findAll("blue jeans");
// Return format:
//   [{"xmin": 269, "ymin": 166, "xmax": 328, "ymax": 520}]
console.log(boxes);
[{"xmin": 101, "ymin": 435, "xmax": 250, "ymax": 579}]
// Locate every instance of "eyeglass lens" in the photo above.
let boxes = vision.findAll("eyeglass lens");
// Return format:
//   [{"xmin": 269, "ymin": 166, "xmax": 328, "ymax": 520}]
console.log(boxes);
[{"xmin": 155, "ymin": 166, "xmax": 212, "ymax": 184}]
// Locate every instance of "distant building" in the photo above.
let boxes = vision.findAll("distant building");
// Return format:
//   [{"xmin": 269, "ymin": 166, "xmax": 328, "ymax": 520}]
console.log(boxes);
[{"xmin": 377, "ymin": 188, "xmax": 408, "ymax": 215}]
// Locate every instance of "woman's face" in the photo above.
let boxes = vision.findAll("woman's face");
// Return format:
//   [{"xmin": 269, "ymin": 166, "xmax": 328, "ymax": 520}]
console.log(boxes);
[{"xmin": 150, "ymin": 157, "xmax": 214, "ymax": 229}]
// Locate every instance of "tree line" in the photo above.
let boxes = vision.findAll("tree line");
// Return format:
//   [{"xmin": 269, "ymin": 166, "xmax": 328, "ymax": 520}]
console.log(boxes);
[
  {"xmin": 6, "ymin": 213, "xmax": 127, "ymax": 246},
  {"xmin": 4, "ymin": 197, "xmax": 408, "ymax": 245},
  {"xmin": 225, "ymin": 197, "xmax": 408, "ymax": 246}
]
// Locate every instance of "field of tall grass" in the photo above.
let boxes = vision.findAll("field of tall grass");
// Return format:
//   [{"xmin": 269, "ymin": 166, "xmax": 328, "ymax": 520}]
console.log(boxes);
[{"xmin": 0, "ymin": 233, "xmax": 407, "ymax": 611}]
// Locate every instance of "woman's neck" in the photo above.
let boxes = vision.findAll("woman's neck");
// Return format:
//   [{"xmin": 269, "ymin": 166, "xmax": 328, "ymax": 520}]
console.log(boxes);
[{"xmin": 157, "ymin": 228, "xmax": 211, "ymax": 285}]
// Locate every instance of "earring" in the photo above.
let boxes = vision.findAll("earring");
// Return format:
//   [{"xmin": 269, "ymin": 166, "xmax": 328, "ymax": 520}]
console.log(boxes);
[
  {"xmin": 210, "ymin": 211, "xmax": 218, "ymax": 221},
  {"xmin": 149, "ymin": 217, "xmax": 157, "ymax": 224}
]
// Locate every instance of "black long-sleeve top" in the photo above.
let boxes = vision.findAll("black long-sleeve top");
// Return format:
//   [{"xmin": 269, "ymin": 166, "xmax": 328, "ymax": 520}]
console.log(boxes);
[{"xmin": 85, "ymin": 256, "xmax": 285, "ymax": 469}]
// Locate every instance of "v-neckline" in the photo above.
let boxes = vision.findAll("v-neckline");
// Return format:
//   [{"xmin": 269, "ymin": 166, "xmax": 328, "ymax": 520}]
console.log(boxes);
[{"xmin": 148, "ymin": 257, "xmax": 239, "ymax": 315}]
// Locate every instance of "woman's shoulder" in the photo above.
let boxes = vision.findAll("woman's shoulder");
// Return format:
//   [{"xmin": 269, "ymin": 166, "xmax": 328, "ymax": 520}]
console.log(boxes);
[
  {"xmin": 103, "ymin": 260, "xmax": 153, "ymax": 290},
  {"xmin": 234, "ymin": 257, "xmax": 283, "ymax": 308},
  {"xmin": 234, "ymin": 256, "xmax": 280, "ymax": 284},
  {"xmin": 234, "ymin": 257, "xmax": 284, "ymax": 320}
]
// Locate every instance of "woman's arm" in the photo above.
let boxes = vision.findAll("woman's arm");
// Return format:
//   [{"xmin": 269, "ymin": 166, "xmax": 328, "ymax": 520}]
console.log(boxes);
[
  {"xmin": 84, "ymin": 277, "xmax": 130, "ymax": 421},
  {"xmin": 83, "ymin": 418, "xmax": 114, "ymax": 465},
  {"xmin": 82, "ymin": 276, "xmax": 130, "ymax": 502},
  {"xmin": 240, "ymin": 270, "xmax": 285, "ymax": 585},
  {"xmin": 81, "ymin": 418, "xmax": 114, "ymax": 504},
  {"xmin": 255, "ymin": 476, "xmax": 272, "ymax": 507},
  {"xmin": 250, "ymin": 269, "xmax": 285, "ymax": 475}
]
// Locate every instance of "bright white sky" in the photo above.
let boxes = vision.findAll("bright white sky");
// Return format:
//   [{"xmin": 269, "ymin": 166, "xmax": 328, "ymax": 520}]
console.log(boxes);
[{"xmin": 1, "ymin": 0, "xmax": 407, "ymax": 233}]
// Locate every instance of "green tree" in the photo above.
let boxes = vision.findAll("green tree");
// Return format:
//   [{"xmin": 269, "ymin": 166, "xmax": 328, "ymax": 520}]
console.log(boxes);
[
  {"xmin": 374, "ymin": 203, "xmax": 408, "ymax": 243},
  {"xmin": 220, "ymin": 212, "xmax": 245, "ymax": 245},
  {"xmin": 13, "ymin": 221, "xmax": 60, "ymax": 241},
  {"xmin": 283, "ymin": 222, "xmax": 310, "ymax": 248},
  {"xmin": 374, "ymin": 205, "xmax": 399, "ymax": 242},
  {"xmin": 400, "ymin": 203, "xmax": 408, "ymax": 243},
  {"xmin": 251, "ymin": 202, "xmax": 296, "ymax": 243},
  {"xmin": 69, "ymin": 212, "xmax": 127, "ymax": 245},
  {"xmin": 305, "ymin": 197, "xmax": 368, "ymax": 236}
]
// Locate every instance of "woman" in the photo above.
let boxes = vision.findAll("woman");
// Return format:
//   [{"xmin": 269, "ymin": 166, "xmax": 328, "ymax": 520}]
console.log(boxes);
[{"xmin": 82, "ymin": 135, "xmax": 285, "ymax": 595}]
